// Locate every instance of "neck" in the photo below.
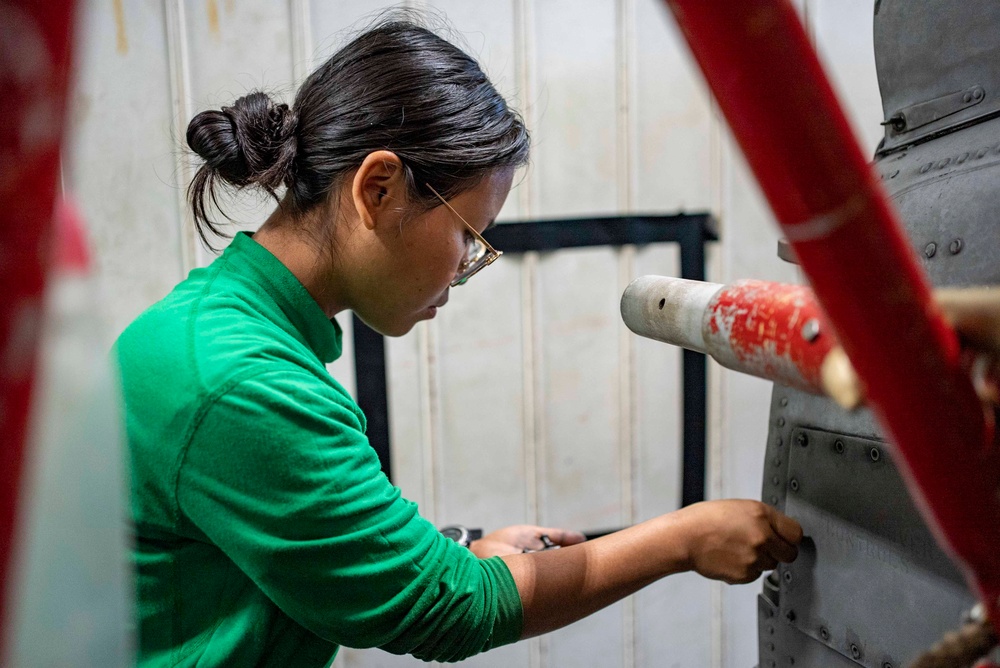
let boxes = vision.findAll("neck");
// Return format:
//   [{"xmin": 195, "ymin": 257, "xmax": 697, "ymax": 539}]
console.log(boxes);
[{"xmin": 252, "ymin": 205, "xmax": 347, "ymax": 319}]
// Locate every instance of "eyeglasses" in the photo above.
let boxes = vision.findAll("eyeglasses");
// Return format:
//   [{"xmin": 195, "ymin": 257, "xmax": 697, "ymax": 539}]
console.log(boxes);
[{"xmin": 425, "ymin": 183, "xmax": 503, "ymax": 287}]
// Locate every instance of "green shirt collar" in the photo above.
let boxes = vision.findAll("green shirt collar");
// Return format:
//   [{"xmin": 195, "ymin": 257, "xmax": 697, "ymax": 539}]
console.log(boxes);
[{"xmin": 226, "ymin": 232, "xmax": 343, "ymax": 364}]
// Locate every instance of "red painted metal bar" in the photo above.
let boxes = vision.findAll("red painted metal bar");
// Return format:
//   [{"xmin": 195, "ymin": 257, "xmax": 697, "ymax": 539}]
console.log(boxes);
[
  {"xmin": 0, "ymin": 0, "xmax": 77, "ymax": 648},
  {"xmin": 664, "ymin": 0, "xmax": 1000, "ymax": 623}
]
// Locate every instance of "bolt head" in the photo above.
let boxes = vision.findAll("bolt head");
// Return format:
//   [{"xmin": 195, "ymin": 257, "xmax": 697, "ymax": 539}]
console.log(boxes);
[{"xmin": 801, "ymin": 318, "xmax": 821, "ymax": 342}]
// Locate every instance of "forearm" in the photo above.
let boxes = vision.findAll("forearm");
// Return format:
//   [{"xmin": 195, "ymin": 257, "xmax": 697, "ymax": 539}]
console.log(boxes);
[{"xmin": 501, "ymin": 513, "xmax": 692, "ymax": 638}]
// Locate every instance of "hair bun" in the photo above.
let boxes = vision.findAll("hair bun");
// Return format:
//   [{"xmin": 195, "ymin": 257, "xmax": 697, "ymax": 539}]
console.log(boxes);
[{"xmin": 186, "ymin": 90, "xmax": 298, "ymax": 192}]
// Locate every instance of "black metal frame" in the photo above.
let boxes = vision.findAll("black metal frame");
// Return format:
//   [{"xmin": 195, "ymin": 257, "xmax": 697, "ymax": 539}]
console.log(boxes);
[{"xmin": 352, "ymin": 213, "xmax": 718, "ymax": 508}]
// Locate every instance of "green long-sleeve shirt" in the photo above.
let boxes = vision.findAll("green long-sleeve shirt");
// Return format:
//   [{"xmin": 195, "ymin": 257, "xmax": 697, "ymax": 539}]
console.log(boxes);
[{"xmin": 115, "ymin": 232, "xmax": 522, "ymax": 666}]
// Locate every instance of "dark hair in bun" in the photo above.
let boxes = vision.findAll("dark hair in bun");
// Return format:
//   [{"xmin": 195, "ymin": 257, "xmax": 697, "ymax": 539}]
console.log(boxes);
[
  {"xmin": 185, "ymin": 16, "xmax": 531, "ymax": 249},
  {"xmin": 186, "ymin": 92, "xmax": 298, "ymax": 246}
]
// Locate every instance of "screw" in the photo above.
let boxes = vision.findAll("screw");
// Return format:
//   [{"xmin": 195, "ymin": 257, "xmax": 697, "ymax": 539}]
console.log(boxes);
[
  {"xmin": 924, "ymin": 242, "xmax": 937, "ymax": 258},
  {"xmin": 870, "ymin": 447, "xmax": 881, "ymax": 462},
  {"xmin": 801, "ymin": 318, "xmax": 821, "ymax": 342},
  {"xmin": 796, "ymin": 432, "xmax": 809, "ymax": 447},
  {"xmin": 851, "ymin": 644, "xmax": 862, "ymax": 660},
  {"xmin": 834, "ymin": 439, "xmax": 845, "ymax": 454},
  {"xmin": 789, "ymin": 479, "xmax": 800, "ymax": 492},
  {"xmin": 783, "ymin": 570, "xmax": 793, "ymax": 583},
  {"xmin": 949, "ymin": 238, "xmax": 963, "ymax": 254},
  {"xmin": 819, "ymin": 627, "xmax": 830, "ymax": 641},
  {"xmin": 780, "ymin": 397, "xmax": 789, "ymax": 407},
  {"xmin": 786, "ymin": 610, "xmax": 796, "ymax": 622}
]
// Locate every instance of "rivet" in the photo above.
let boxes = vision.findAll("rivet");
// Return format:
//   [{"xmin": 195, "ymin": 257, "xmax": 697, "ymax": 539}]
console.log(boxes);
[
  {"xmin": 776, "ymin": 436, "xmax": 784, "ymax": 447},
  {"xmin": 974, "ymin": 88, "xmax": 985, "ymax": 101},
  {"xmin": 772, "ymin": 475, "xmax": 781, "ymax": 486},
  {"xmin": 819, "ymin": 627, "xmax": 830, "ymax": 641},
  {"xmin": 870, "ymin": 447, "xmax": 881, "ymax": 462},
  {"xmin": 920, "ymin": 162, "xmax": 932, "ymax": 173},
  {"xmin": 789, "ymin": 479, "xmax": 799, "ymax": 492},
  {"xmin": 964, "ymin": 91, "xmax": 973, "ymax": 103},
  {"xmin": 801, "ymin": 318, "xmax": 821, "ymax": 342},
  {"xmin": 777, "ymin": 417, "xmax": 786, "ymax": 427},
  {"xmin": 770, "ymin": 495, "xmax": 779, "ymax": 504},
  {"xmin": 851, "ymin": 644, "xmax": 862, "ymax": 660},
  {"xmin": 796, "ymin": 432, "xmax": 809, "ymax": 447},
  {"xmin": 768, "ymin": 625, "xmax": 775, "ymax": 635},
  {"xmin": 956, "ymin": 152, "xmax": 969, "ymax": 164},
  {"xmin": 786, "ymin": 610, "xmax": 796, "ymax": 623},
  {"xmin": 767, "ymin": 642, "xmax": 775, "ymax": 651},
  {"xmin": 935, "ymin": 158, "xmax": 951, "ymax": 169},
  {"xmin": 977, "ymin": 147, "xmax": 990, "ymax": 159},
  {"xmin": 783, "ymin": 570, "xmax": 793, "ymax": 583},
  {"xmin": 780, "ymin": 397, "xmax": 789, "ymax": 407},
  {"xmin": 949, "ymin": 238, "xmax": 963, "ymax": 255},
  {"xmin": 789, "ymin": 658, "xmax": 795, "ymax": 666},
  {"xmin": 773, "ymin": 457, "xmax": 782, "ymax": 467},
  {"xmin": 834, "ymin": 439, "xmax": 845, "ymax": 454},
  {"xmin": 924, "ymin": 242, "xmax": 937, "ymax": 258},
  {"xmin": 889, "ymin": 169, "xmax": 899, "ymax": 178}
]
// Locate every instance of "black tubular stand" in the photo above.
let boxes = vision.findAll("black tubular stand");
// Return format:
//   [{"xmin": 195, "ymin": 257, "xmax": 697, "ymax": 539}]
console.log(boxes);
[{"xmin": 352, "ymin": 213, "xmax": 718, "ymax": 509}]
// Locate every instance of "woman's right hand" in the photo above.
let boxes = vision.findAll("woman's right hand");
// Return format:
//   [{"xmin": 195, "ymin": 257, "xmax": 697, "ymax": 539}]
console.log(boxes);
[{"xmin": 672, "ymin": 499, "xmax": 803, "ymax": 584}]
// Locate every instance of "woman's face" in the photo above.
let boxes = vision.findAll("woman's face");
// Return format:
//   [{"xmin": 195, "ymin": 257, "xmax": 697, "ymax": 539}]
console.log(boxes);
[{"xmin": 352, "ymin": 168, "xmax": 514, "ymax": 337}]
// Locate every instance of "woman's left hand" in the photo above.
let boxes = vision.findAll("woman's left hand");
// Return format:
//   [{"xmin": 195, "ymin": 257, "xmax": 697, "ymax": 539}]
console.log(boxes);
[{"xmin": 470, "ymin": 525, "xmax": 586, "ymax": 558}]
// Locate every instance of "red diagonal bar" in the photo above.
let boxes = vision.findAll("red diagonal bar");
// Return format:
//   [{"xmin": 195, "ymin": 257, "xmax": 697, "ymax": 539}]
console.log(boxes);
[
  {"xmin": 664, "ymin": 0, "xmax": 1000, "ymax": 623},
  {"xmin": 0, "ymin": 0, "xmax": 77, "ymax": 649}
]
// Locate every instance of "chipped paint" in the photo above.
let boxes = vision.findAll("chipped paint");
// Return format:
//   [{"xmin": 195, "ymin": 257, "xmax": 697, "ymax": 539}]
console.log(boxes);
[
  {"xmin": 704, "ymin": 279, "xmax": 835, "ymax": 391},
  {"xmin": 112, "ymin": 0, "xmax": 127, "ymax": 55}
]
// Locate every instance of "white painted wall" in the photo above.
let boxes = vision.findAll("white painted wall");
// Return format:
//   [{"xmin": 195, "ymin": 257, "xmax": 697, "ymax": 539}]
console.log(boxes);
[{"xmin": 67, "ymin": 1, "xmax": 883, "ymax": 666}]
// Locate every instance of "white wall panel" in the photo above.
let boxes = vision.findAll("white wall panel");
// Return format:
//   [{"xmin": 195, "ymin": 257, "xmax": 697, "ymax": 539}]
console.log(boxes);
[{"xmin": 67, "ymin": 0, "xmax": 185, "ymax": 343}]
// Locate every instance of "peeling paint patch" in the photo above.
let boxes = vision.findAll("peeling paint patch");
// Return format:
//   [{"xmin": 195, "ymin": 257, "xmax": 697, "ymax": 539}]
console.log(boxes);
[{"xmin": 113, "ymin": 0, "xmax": 128, "ymax": 55}]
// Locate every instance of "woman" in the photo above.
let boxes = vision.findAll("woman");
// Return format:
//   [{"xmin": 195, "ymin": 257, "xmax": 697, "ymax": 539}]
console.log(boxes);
[{"xmin": 115, "ymin": 18, "xmax": 802, "ymax": 666}]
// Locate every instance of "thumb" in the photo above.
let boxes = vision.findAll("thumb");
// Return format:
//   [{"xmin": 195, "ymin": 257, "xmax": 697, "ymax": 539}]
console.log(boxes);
[{"xmin": 767, "ymin": 506, "xmax": 803, "ymax": 546}]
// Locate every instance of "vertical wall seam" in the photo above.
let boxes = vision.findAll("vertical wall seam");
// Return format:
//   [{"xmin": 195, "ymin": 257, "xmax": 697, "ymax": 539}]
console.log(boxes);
[
  {"xmin": 164, "ymin": 0, "xmax": 196, "ymax": 274},
  {"xmin": 616, "ymin": 0, "xmax": 637, "ymax": 665},
  {"xmin": 417, "ymin": 323, "xmax": 438, "ymax": 522},
  {"xmin": 288, "ymin": 0, "xmax": 313, "ymax": 88},
  {"xmin": 513, "ymin": 2, "xmax": 543, "ymax": 665}
]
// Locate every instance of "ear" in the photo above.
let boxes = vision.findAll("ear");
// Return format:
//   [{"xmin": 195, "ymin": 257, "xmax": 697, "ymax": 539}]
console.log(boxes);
[{"xmin": 351, "ymin": 150, "xmax": 406, "ymax": 231}]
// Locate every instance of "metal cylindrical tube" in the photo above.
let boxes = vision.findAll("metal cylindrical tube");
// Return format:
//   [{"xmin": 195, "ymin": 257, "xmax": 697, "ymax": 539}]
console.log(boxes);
[
  {"xmin": 622, "ymin": 276, "xmax": 835, "ymax": 394},
  {"xmin": 665, "ymin": 0, "xmax": 1000, "ymax": 621}
]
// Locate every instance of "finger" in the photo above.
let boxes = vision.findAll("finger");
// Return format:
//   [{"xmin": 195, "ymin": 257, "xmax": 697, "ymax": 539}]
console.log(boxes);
[
  {"xmin": 536, "ymin": 527, "xmax": 587, "ymax": 546},
  {"xmin": 766, "ymin": 533, "xmax": 799, "ymax": 563},
  {"xmin": 755, "ymin": 555, "xmax": 779, "ymax": 573},
  {"xmin": 766, "ymin": 507, "xmax": 804, "ymax": 545}
]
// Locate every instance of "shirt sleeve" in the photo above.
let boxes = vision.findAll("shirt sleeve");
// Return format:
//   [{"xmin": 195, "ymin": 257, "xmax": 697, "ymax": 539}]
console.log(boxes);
[{"xmin": 176, "ymin": 368, "xmax": 523, "ymax": 662}]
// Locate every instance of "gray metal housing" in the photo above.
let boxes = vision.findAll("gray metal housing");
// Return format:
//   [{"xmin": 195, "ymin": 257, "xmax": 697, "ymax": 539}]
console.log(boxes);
[{"xmin": 758, "ymin": 1, "xmax": 1000, "ymax": 665}]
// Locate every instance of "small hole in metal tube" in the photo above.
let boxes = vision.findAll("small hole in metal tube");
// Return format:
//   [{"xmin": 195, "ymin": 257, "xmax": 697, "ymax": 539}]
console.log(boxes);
[{"xmin": 658, "ymin": 298, "xmax": 665, "ymax": 309}]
